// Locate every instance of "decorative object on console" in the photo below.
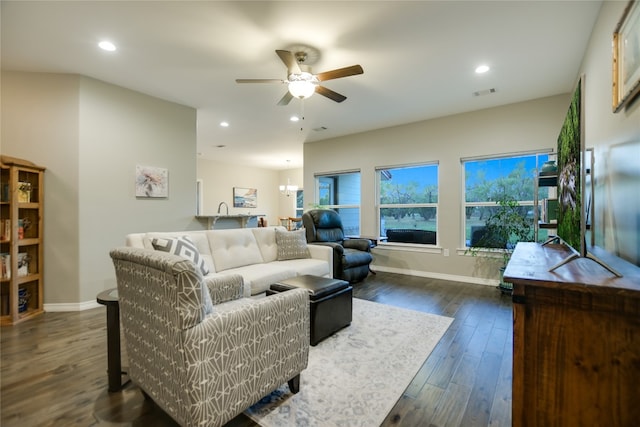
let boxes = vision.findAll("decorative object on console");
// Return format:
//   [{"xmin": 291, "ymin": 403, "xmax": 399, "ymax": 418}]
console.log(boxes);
[
  {"xmin": 613, "ymin": 0, "xmax": 640, "ymax": 113},
  {"xmin": 135, "ymin": 165, "xmax": 168, "ymax": 198},
  {"xmin": 233, "ymin": 187, "xmax": 257, "ymax": 208},
  {"xmin": 540, "ymin": 160, "xmax": 558, "ymax": 175}
]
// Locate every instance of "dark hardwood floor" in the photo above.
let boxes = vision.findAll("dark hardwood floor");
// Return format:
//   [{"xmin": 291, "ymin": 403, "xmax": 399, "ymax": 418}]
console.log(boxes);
[{"xmin": 0, "ymin": 272, "xmax": 512, "ymax": 426}]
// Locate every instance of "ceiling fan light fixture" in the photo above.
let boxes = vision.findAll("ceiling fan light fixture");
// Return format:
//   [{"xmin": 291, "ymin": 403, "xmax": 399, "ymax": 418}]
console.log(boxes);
[{"xmin": 287, "ymin": 72, "xmax": 317, "ymax": 99}]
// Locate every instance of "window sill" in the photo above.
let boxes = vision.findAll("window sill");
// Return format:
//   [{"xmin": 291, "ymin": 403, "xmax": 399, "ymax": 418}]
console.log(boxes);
[
  {"xmin": 375, "ymin": 242, "xmax": 442, "ymax": 254},
  {"xmin": 456, "ymin": 248, "xmax": 507, "ymax": 258}
]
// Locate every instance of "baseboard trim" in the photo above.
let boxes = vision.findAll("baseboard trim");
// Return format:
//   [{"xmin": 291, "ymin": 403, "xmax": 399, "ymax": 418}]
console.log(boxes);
[
  {"xmin": 44, "ymin": 300, "xmax": 102, "ymax": 312},
  {"xmin": 370, "ymin": 265, "xmax": 499, "ymax": 287},
  {"xmin": 42, "ymin": 270, "xmax": 497, "ymax": 312}
]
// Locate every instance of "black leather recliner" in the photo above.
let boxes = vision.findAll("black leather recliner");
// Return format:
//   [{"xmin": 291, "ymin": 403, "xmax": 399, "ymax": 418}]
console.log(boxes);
[{"xmin": 302, "ymin": 209, "xmax": 373, "ymax": 283}]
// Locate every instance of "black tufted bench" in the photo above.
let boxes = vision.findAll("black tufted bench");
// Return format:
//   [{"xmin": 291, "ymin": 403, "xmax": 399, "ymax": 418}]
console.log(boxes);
[{"xmin": 267, "ymin": 275, "xmax": 352, "ymax": 346}]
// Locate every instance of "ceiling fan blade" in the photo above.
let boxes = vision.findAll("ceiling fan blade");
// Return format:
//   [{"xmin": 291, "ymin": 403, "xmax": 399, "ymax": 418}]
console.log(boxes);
[
  {"xmin": 316, "ymin": 85, "xmax": 347, "ymax": 103},
  {"xmin": 236, "ymin": 78, "xmax": 285, "ymax": 84},
  {"xmin": 316, "ymin": 65, "xmax": 364, "ymax": 82},
  {"xmin": 276, "ymin": 50, "xmax": 302, "ymax": 75},
  {"xmin": 277, "ymin": 91, "xmax": 294, "ymax": 106}
]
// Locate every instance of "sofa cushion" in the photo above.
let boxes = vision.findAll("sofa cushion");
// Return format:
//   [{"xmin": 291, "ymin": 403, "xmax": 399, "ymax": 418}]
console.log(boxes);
[
  {"xmin": 251, "ymin": 227, "xmax": 281, "ymax": 263},
  {"xmin": 207, "ymin": 229, "xmax": 264, "ymax": 272},
  {"xmin": 150, "ymin": 235, "xmax": 210, "ymax": 276},
  {"xmin": 276, "ymin": 228, "xmax": 311, "ymax": 261},
  {"xmin": 277, "ymin": 258, "xmax": 331, "ymax": 278},
  {"xmin": 216, "ymin": 263, "xmax": 297, "ymax": 296}
]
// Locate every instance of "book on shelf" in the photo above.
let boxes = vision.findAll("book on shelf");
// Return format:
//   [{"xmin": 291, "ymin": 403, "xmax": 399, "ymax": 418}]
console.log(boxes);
[
  {"xmin": 0, "ymin": 219, "xmax": 10, "ymax": 241},
  {"xmin": 1, "ymin": 253, "xmax": 10, "ymax": 279}
]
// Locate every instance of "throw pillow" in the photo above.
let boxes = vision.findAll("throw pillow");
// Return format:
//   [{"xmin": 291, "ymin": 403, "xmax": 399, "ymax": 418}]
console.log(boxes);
[
  {"xmin": 276, "ymin": 228, "xmax": 311, "ymax": 261},
  {"xmin": 151, "ymin": 236, "xmax": 210, "ymax": 276}
]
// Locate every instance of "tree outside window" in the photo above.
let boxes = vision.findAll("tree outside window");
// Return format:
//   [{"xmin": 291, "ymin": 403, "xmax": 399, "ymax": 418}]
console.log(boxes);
[
  {"xmin": 463, "ymin": 153, "xmax": 549, "ymax": 247},
  {"xmin": 377, "ymin": 163, "xmax": 438, "ymax": 244}
]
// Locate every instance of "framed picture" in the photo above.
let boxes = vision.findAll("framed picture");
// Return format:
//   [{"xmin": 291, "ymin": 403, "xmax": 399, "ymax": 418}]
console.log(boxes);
[
  {"xmin": 135, "ymin": 165, "xmax": 168, "ymax": 198},
  {"xmin": 233, "ymin": 187, "xmax": 257, "ymax": 208},
  {"xmin": 613, "ymin": 0, "xmax": 640, "ymax": 112}
]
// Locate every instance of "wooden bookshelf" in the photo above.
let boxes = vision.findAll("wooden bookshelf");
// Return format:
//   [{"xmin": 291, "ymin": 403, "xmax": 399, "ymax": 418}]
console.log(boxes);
[{"xmin": 0, "ymin": 155, "xmax": 45, "ymax": 325}]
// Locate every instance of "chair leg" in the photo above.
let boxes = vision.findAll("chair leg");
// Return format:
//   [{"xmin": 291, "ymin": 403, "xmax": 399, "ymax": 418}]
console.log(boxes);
[{"xmin": 288, "ymin": 374, "xmax": 301, "ymax": 394}]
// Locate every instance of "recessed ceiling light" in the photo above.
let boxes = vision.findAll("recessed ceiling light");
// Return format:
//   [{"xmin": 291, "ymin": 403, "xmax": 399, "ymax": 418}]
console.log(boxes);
[
  {"xmin": 475, "ymin": 65, "xmax": 490, "ymax": 74},
  {"xmin": 98, "ymin": 41, "xmax": 116, "ymax": 52},
  {"xmin": 290, "ymin": 116, "xmax": 300, "ymax": 122},
  {"xmin": 220, "ymin": 121, "xmax": 229, "ymax": 127}
]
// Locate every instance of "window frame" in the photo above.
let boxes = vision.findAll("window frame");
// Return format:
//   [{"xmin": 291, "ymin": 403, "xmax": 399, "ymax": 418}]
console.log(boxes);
[
  {"xmin": 461, "ymin": 150, "xmax": 552, "ymax": 251},
  {"xmin": 313, "ymin": 170, "xmax": 362, "ymax": 236},
  {"xmin": 375, "ymin": 162, "xmax": 439, "ymax": 248}
]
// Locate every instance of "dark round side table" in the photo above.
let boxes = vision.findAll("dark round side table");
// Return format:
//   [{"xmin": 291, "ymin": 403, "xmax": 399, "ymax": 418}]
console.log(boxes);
[{"xmin": 96, "ymin": 288, "xmax": 128, "ymax": 392}]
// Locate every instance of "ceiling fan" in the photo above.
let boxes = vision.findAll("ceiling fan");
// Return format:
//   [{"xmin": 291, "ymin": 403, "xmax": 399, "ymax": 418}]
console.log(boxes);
[{"xmin": 236, "ymin": 49, "xmax": 364, "ymax": 105}]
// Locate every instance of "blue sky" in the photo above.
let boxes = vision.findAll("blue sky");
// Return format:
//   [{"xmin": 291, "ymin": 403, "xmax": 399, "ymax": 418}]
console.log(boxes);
[{"xmin": 381, "ymin": 154, "xmax": 549, "ymax": 188}]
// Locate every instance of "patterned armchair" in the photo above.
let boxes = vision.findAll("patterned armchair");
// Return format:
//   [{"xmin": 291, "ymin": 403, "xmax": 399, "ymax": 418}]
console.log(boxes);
[{"xmin": 110, "ymin": 247, "xmax": 309, "ymax": 427}]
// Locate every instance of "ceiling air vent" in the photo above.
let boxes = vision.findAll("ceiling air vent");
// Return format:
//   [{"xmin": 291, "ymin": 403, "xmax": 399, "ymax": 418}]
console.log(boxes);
[
  {"xmin": 313, "ymin": 126, "xmax": 328, "ymax": 132},
  {"xmin": 473, "ymin": 88, "xmax": 497, "ymax": 97}
]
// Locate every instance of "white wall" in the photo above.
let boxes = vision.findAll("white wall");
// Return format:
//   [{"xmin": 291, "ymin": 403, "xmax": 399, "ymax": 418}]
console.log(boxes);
[
  {"xmin": 78, "ymin": 76, "xmax": 199, "ymax": 303},
  {"xmin": 2, "ymin": 72, "xmax": 81, "ymax": 304},
  {"xmin": 2, "ymin": 71, "xmax": 199, "ymax": 307},
  {"xmin": 304, "ymin": 95, "xmax": 570, "ymax": 284},
  {"xmin": 580, "ymin": 0, "xmax": 640, "ymax": 266}
]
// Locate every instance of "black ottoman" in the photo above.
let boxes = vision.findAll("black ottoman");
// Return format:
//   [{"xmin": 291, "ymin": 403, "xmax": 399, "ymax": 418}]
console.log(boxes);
[{"xmin": 268, "ymin": 275, "xmax": 352, "ymax": 346}]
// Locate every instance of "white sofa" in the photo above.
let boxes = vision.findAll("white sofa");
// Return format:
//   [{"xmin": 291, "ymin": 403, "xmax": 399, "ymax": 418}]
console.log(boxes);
[{"xmin": 126, "ymin": 226, "xmax": 333, "ymax": 297}]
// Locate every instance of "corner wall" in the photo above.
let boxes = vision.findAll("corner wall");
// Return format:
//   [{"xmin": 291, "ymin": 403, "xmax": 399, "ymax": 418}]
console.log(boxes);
[
  {"xmin": 580, "ymin": 0, "xmax": 640, "ymax": 266},
  {"xmin": 2, "ymin": 71, "xmax": 199, "ymax": 307}
]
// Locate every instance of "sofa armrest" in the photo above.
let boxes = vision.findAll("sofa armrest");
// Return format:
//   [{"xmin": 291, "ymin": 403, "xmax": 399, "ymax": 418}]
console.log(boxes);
[
  {"xmin": 307, "ymin": 243, "xmax": 334, "ymax": 275},
  {"xmin": 203, "ymin": 274, "xmax": 244, "ymax": 305},
  {"xmin": 344, "ymin": 238, "xmax": 372, "ymax": 252}
]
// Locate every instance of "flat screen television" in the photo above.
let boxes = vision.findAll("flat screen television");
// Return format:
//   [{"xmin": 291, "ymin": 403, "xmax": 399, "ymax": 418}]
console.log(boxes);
[
  {"xmin": 549, "ymin": 75, "xmax": 621, "ymax": 277},
  {"xmin": 556, "ymin": 75, "xmax": 585, "ymax": 256}
]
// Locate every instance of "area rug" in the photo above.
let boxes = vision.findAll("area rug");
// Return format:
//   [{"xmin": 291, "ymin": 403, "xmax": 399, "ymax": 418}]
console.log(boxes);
[{"xmin": 245, "ymin": 298, "xmax": 453, "ymax": 427}]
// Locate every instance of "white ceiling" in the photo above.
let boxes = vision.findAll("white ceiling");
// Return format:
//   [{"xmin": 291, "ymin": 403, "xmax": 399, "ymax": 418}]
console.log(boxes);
[{"xmin": 1, "ymin": 1, "xmax": 603, "ymax": 170}]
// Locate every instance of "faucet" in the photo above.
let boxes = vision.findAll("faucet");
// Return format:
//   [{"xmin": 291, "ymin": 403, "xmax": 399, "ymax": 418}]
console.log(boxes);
[{"xmin": 217, "ymin": 201, "xmax": 229, "ymax": 215}]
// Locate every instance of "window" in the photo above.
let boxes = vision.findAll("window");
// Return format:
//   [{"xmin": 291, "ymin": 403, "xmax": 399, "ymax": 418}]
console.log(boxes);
[
  {"xmin": 315, "ymin": 171, "xmax": 361, "ymax": 236},
  {"xmin": 463, "ymin": 152, "xmax": 549, "ymax": 247},
  {"xmin": 377, "ymin": 163, "xmax": 438, "ymax": 245},
  {"xmin": 295, "ymin": 189, "xmax": 303, "ymax": 219}
]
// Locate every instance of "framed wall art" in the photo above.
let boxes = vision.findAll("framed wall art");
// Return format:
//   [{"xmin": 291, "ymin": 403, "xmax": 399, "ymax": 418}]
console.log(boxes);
[
  {"xmin": 233, "ymin": 187, "xmax": 257, "ymax": 208},
  {"xmin": 135, "ymin": 165, "xmax": 168, "ymax": 198},
  {"xmin": 613, "ymin": 0, "xmax": 640, "ymax": 112}
]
